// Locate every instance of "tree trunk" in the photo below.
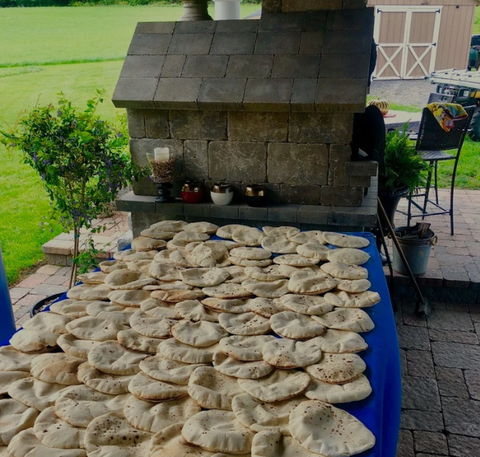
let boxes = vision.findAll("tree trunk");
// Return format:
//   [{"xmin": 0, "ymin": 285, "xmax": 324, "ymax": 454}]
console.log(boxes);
[{"xmin": 69, "ymin": 226, "xmax": 80, "ymax": 289}]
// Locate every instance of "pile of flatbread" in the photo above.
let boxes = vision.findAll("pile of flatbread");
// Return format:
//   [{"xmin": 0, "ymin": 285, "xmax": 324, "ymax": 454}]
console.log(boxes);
[{"xmin": 0, "ymin": 221, "xmax": 380, "ymax": 457}]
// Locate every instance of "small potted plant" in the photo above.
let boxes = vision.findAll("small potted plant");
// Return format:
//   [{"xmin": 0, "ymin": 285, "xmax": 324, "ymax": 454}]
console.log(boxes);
[{"xmin": 1, "ymin": 91, "xmax": 146, "ymax": 290}]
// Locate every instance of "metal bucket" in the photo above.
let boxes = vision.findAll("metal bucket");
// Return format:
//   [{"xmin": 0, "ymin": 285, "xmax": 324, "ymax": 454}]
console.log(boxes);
[
  {"xmin": 0, "ymin": 243, "xmax": 16, "ymax": 343},
  {"xmin": 393, "ymin": 226, "xmax": 437, "ymax": 276}
]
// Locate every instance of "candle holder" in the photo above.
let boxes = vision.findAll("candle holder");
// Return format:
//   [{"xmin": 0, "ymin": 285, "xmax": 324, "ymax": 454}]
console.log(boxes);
[{"xmin": 146, "ymin": 152, "xmax": 175, "ymax": 203}]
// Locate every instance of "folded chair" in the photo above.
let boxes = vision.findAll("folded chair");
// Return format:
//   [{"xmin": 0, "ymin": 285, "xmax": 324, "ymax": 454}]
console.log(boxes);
[{"xmin": 407, "ymin": 105, "xmax": 476, "ymax": 236}]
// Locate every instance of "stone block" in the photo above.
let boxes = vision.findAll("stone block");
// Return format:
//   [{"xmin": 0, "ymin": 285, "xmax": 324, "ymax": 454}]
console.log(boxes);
[
  {"xmin": 396, "ymin": 430, "xmax": 414, "ymax": 457},
  {"xmin": 448, "ymin": 434, "xmax": 480, "ymax": 457},
  {"xmin": 396, "ymin": 325, "xmax": 430, "ymax": 350},
  {"xmin": 328, "ymin": 206, "xmax": 376, "ymax": 228},
  {"xmin": 168, "ymin": 33, "xmax": 213, "ymax": 55},
  {"xmin": 290, "ymin": 78, "xmax": 316, "ymax": 112},
  {"xmin": 298, "ymin": 205, "xmax": 330, "ymax": 225},
  {"xmin": 432, "ymin": 341, "xmax": 480, "ymax": 369},
  {"xmin": 239, "ymin": 205, "xmax": 269, "ymax": 221},
  {"xmin": 316, "ymin": 78, "xmax": 367, "ymax": 112},
  {"xmin": 289, "ymin": 112, "xmax": 354, "ymax": 143},
  {"xmin": 401, "ymin": 376, "xmax": 441, "ymax": 411},
  {"xmin": 443, "ymin": 397, "xmax": 480, "ymax": 437},
  {"xmin": 345, "ymin": 161, "xmax": 378, "ymax": 177},
  {"xmin": 184, "ymin": 140, "xmax": 209, "ymax": 180},
  {"xmin": 435, "ymin": 366, "xmax": 469, "ymax": 398},
  {"xmin": 259, "ymin": 12, "xmax": 304, "ymax": 31},
  {"xmin": 244, "ymin": 79, "xmax": 293, "ymax": 111},
  {"xmin": 406, "ymin": 350, "xmax": 435, "ymax": 379},
  {"xmin": 261, "ymin": 0, "xmax": 282, "ymax": 13},
  {"xmin": 145, "ymin": 111, "xmax": 169, "ymax": 139},
  {"xmin": 299, "ymin": 31, "xmax": 325, "ymax": 55},
  {"xmin": 279, "ymin": 185, "xmax": 322, "ymax": 205},
  {"xmin": 328, "ymin": 144, "xmax": 351, "ymax": 187},
  {"xmin": 155, "ymin": 202, "xmax": 184, "ymax": 217},
  {"xmin": 228, "ymin": 112, "xmax": 288, "ymax": 142},
  {"xmin": 464, "ymin": 369, "xmax": 480, "ymax": 400},
  {"xmin": 209, "ymin": 141, "xmax": 267, "ymax": 182},
  {"xmin": 198, "ymin": 79, "xmax": 247, "ymax": 110},
  {"xmin": 182, "ymin": 55, "xmax": 229, "ymax": 78},
  {"xmin": 320, "ymin": 186, "xmax": 363, "ymax": 207},
  {"xmin": 161, "ymin": 55, "xmax": 186, "ymax": 78},
  {"xmin": 414, "ymin": 432, "xmax": 448, "ymax": 456},
  {"xmin": 210, "ymin": 205, "xmax": 240, "ymax": 220},
  {"xmin": 272, "ymin": 55, "xmax": 320, "ymax": 79},
  {"xmin": 126, "ymin": 110, "xmax": 146, "ymax": 138},
  {"xmin": 349, "ymin": 176, "xmax": 371, "ymax": 187},
  {"xmin": 170, "ymin": 111, "xmax": 227, "ymax": 140},
  {"xmin": 323, "ymin": 30, "xmax": 372, "ymax": 55},
  {"xmin": 112, "ymin": 78, "xmax": 158, "ymax": 109},
  {"xmin": 116, "ymin": 192, "xmax": 156, "ymax": 213},
  {"xmin": 267, "ymin": 143, "xmax": 328, "ymax": 185},
  {"xmin": 319, "ymin": 53, "xmax": 370, "ymax": 79},
  {"xmin": 227, "ymin": 55, "xmax": 274, "ymax": 78},
  {"xmin": 216, "ymin": 20, "xmax": 259, "ymax": 33},
  {"xmin": 210, "ymin": 33, "xmax": 257, "ymax": 55},
  {"xmin": 283, "ymin": 0, "xmax": 342, "ymax": 11},
  {"xmin": 326, "ymin": 7, "xmax": 374, "ymax": 31},
  {"xmin": 302, "ymin": 11, "xmax": 328, "ymax": 31},
  {"xmin": 174, "ymin": 21, "xmax": 217, "ymax": 34},
  {"xmin": 127, "ymin": 33, "xmax": 172, "ymax": 55},
  {"xmin": 400, "ymin": 410, "xmax": 444, "ymax": 432},
  {"xmin": 428, "ymin": 328, "xmax": 478, "ymax": 345},
  {"xmin": 183, "ymin": 203, "xmax": 212, "ymax": 218},
  {"xmin": 120, "ymin": 55, "xmax": 165, "ymax": 79},
  {"xmin": 255, "ymin": 32, "xmax": 302, "ymax": 55},
  {"xmin": 267, "ymin": 205, "xmax": 299, "ymax": 223},
  {"xmin": 135, "ymin": 22, "xmax": 175, "ymax": 34},
  {"xmin": 427, "ymin": 309, "xmax": 474, "ymax": 331},
  {"xmin": 154, "ymin": 78, "xmax": 202, "ymax": 110},
  {"xmin": 343, "ymin": 0, "xmax": 366, "ymax": 8}
]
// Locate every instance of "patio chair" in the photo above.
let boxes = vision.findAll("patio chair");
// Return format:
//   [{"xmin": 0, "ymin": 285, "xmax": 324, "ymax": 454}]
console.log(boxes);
[{"xmin": 406, "ymin": 105, "xmax": 476, "ymax": 236}]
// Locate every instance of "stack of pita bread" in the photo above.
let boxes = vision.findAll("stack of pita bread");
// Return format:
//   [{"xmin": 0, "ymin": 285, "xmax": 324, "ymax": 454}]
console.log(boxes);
[{"xmin": 0, "ymin": 221, "xmax": 381, "ymax": 457}]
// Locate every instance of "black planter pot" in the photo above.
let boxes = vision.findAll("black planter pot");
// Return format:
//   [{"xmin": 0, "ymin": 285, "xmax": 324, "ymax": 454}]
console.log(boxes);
[{"xmin": 30, "ymin": 292, "xmax": 64, "ymax": 318}]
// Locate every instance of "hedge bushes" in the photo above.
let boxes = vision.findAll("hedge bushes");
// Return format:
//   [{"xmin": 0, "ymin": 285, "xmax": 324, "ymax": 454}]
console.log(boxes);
[{"xmin": 1, "ymin": 0, "xmax": 260, "ymax": 6}]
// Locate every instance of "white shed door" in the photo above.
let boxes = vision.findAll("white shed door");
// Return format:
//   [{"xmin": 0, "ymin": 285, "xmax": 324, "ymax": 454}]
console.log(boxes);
[{"xmin": 373, "ymin": 6, "xmax": 442, "ymax": 80}]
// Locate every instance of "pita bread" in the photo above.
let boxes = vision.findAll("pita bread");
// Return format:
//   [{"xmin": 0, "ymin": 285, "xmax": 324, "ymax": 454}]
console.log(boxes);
[
  {"xmin": 273, "ymin": 254, "xmax": 318, "ymax": 267},
  {"xmin": 223, "ymin": 266, "xmax": 248, "ymax": 284},
  {"xmin": 238, "ymin": 370, "xmax": 310, "ymax": 402},
  {"xmin": 30, "ymin": 353, "xmax": 83, "ymax": 385},
  {"xmin": 183, "ymin": 222, "xmax": 219, "ymax": 234},
  {"xmin": 217, "ymin": 224, "xmax": 250, "ymax": 240},
  {"xmin": 84, "ymin": 412, "xmax": 152, "ymax": 457},
  {"xmin": 289, "ymin": 400, "xmax": 375, "ymax": 456},
  {"xmin": 33, "ymin": 406, "xmax": 85, "ymax": 449},
  {"xmin": 77, "ymin": 272, "xmax": 107, "ymax": 285},
  {"xmin": 241, "ymin": 279, "xmax": 289, "ymax": 299},
  {"xmin": 88, "ymin": 341, "xmax": 147, "ymax": 375},
  {"xmin": 0, "ymin": 371, "xmax": 30, "ymax": 396},
  {"xmin": 9, "ymin": 329, "xmax": 59, "ymax": 353},
  {"xmin": 140, "ymin": 227, "xmax": 176, "ymax": 240},
  {"xmin": 57, "ymin": 334, "xmax": 101, "ymax": 360},
  {"xmin": 151, "ymin": 289, "xmax": 205, "ymax": 303},
  {"xmin": 188, "ymin": 366, "xmax": 243, "ymax": 410},
  {"xmin": 336, "ymin": 279, "xmax": 372, "ymax": 293},
  {"xmin": 305, "ymin": 374, "xmax": 372, "ymax": 403},
  {"xmin": 277, "ymin": 264, "xmax": 320, "ymax": 278},
  {"xmin": 66, "ymin": 316, "xmax": 127, "ymax": 342},
  {"xmin": 124, "ymin": 395, "xmax": 201, "ymax": 433},
  {"xmin": 139, "ymin": 355, "xmax": 205, "ymax": 385},
  {"xmin": 270, "ymin": 311, "xmax": 326, "ymax": 340},
  {"xmin": 129, "ymin": 311, "xmax": 175, "ymax": 339},
  {"xmin": 328, "ymin": 248, "xmax": 371, "ymax": 266},
  {"xmin": 262, "ymin": 338, "xmax": 323, "ymax": 369},
  {"xmin": 320, "ymin": 262, "xmax": 368, "ymax": 280},
  {"xmin": 182, "ymin": 410, "xmax": 255, "ymax": 454},
  {"xmin": 114, "ymin": 249, "xmax": 156, "ymax": 261},
  {"xmin": 244, "ymin": 265, "xmax": 287, "ymax": 282},
  {"xmin": 131, "ymin": 236, "xmax": 167, "ymax": 252},
  {"xmin": 8, "ymin": 377, "xmax": 65, "ymax": 411},
  {"xmin": 108, "ymin": 289, "xmax": 151, "ymax": 306},
  {"xmin": 324, "ymin": 290, "xmax": 381, "ymax": 308},
  {"xmin": 219, "ymin": 335, "xmax": 277, "ymax": 362},
  {"xmin": 172, "ymin": 321, "xmax": 227, "ymax": 347},
  {"xmin": 148, "ymin": 262, "xmax": 183, "ymax": 281},
  {"xmin": 213, "ymin": 352, "xmax": 273, "ymax": 379},
  {"xmin": 312, "ymin": 308, "xmax": 375, "ymax": 333},
  {"xmin": 289, "ymin": 231, "xmax": 325, "ymax": 244},
  {"xmin": 117, "ymin": 329, "xmax": 163, "ymax": 354},
  {"xmin": 159, "ymin": 339, "xmax": 220, "ymax": 364},
  {"xmin": 202, "ymin": 298, "xmax": 250, "ymax": 314},
  {"xmin": 181, "ymin": 268, "xmax": 229, "ymax": 287},
  {"xmin": 86, "ymin": 300, "xmax": 133, "ymax": 323},
  {"xmin": 128, "ymin": 372, "xmax": 188, "ymax": 401},
  {"xmin": 66, "ymin": 284, "xmax": 111, "ymax": 301},
  {"xmin": 203, "ymin": 284, "xmax": 252, "ymax": 299},
  {"xmin": 296, "ymin": 241, "xmax": 331, "ymax": 260},
  {"xmin": 189, "ymin": 243, "xmax": 230, "ymax": 268},
  {"xmin": 173, "ymin": 231, "xmax": 211, "ymax": 244},
  {"xmin": 311, "ymin": 329, "xmax": 368, "ymax": 354},
  {"xmin": 22, "ymin": 313, "xmax": 70, "ymax": 334},
  {"xmin": 230, "ymin": 247, "xmax": 271, "ymax": 260},
  {"xmin": 322, "ymin": 232, "xmax": 370, "ymax": 248},
  {"xmin": 0, "ymin": 399, "xmax": 38, "ymax": 445},
  {"xmin": 140, "ymin": 297, "xmax": 181, "ymax": 319},
  {"xmin": 49, "ymin": 299, "xmax": 89, "ymax": 318},
  {"xmin": 232, "ymin": 394, "xmax": 306, "ymax": 435},
  {"xmin": 147, "ymin": 280, "xmax": 193, "ymax": 291},
  {"xmin": 251, "ymin": 430, "xmax": 322, "ymax": 457},
  {"xmin": 279, "ymin": 294, "xmax": 333, "ymax": 315},
  {"xmin": 260, "ymin": 236, "xmax": 299, "ymax": 255},
  {"xmin": 77, "ymin": 362, "xmax": 133, "ymax": 395},
  {"xmin": 0, "ymin": 346, "xmax": 37, "ymax": 372},
  {"xmin": 98, "ymin": 260, "xmax": 128, "ymax": 274},
  {"xmin": 262, "ymin": 226, "xmax": 300, "ymax": 238},
  {"xmin": 229, "ymin": 257, "xmax": 273, "ymax": 267},
  {"xmin": 175, "ymin": 300, "xmax": 219, "ymax": 322},
  {"xmin": 246, "ymin": 297, "xmax": 286, "ymax": 318},
  {"xmin": 55, "ymin": 386, "xmax": 129, "ymax": 427},
  {"xmin": 7, "ymin": 429, "xmax": 85, "ymax": 457},
  {"xmin": 287, "ymin": 270, "xmax": 338, "ymax": 295},
  {"xmin": 150, "ymin": 220, "xmax": 188, "ymax": 232},
  {"xmin": 231, "ymin": 227, "xmax": 264, "ymax": 247},
  {"xmin": 219, "ymin": 312, "xmax": 271, "ymax": 336},
  {"xmin": 306, "ymin": 353, "xmax": 366, "ymax": 384},
  {"xmin": 104, "ymin": 270, "xmax": 155, "ymax": 290}
]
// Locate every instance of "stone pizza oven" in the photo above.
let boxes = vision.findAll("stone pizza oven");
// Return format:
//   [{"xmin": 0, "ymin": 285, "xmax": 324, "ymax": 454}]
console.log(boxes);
[{"xmin": 113, "ymin": 0, "xmax": 378, "ymax": 236}]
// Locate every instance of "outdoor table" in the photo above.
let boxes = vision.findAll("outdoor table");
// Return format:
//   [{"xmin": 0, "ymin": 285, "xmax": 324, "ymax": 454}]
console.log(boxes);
[
  {"xmin": 384, "ymin": 109, "xmax": 422, "ymax": 133},
  {"xmin": 1, "ymin": 232, "xmax": 401, "ymax": 457}
]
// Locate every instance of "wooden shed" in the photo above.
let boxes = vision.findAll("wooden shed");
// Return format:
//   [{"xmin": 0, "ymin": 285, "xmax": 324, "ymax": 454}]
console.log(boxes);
[{"xmin": 367, "ymin": 0, "xmax": 479, "ymax": 79}]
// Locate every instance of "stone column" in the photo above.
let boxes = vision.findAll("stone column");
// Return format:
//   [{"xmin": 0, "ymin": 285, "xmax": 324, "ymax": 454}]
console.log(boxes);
[
  {"xmin": 213, "ymin": 0, "xmax": 241, "ymax": 20},
  {"xmin": 179, "ymin": 0, "xmax": 213, "ymax": 21}
]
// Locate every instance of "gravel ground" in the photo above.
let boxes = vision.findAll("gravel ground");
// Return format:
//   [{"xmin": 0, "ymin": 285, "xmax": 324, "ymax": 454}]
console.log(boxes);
[{"xmin": 370, "ymin": 79, "xmax": 436, "ymax": 108}]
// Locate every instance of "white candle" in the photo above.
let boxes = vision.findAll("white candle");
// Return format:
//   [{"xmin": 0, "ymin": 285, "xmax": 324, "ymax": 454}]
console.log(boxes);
[{"xmin": 154, "ymin": 147, "xmax": 170, "ymax": 161}]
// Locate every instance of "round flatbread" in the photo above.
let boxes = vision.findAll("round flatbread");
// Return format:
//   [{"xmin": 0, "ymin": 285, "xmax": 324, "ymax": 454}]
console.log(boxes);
[
  {"xmin": 279, "ymin": 294, "xmax": 333, "ymax": 315},
  {"xmin": 244, "ymin": 265, "xmax": 287, "ymax": 282},
  {"xmin": 182, "ymin": 410, "xmax": 255, "ymax": 454},
  {"xmin": 305, "ymin": 374, "xmax": 372, "ymax": 403},
  {"xmin": 246, "ymin": 297, "xmax": 286, "ymax": 318},
  {"xmin": 151, "ymin": 289, "xmax": 205, "ymax": 303},
  {"xmin": 140, "ymin": 227, "xmax": 176, "ymax": 240},
  {"xmin": 262, "ymin": 338, "xmax": 323, "ymax": 369},
  {"xmin": 108, "ymin": 289, "xmax": 152, "ymax": 306},
  {"xmin": 9, "ymin": 329, "xmax": 59, "ymax": 353},
  {"xmin": 117, "ymin": 329, "xmax": 164, "ymax": 354},
  {"xmin": 232, "ymin": 394, "xmax": 306, "ymax": 435},
  {"xmin": 336, "ymin": 279, "xmax": 372, "ymax": 293},
  {"xmin": 159, "ymin": 339, "xmax": 220, "ymax": 364},
  {"xmin": 66, "ymin": 317, "xmax": 127, "ymax": 342},
  {"xmin": 289, "ymin": 400, "xmax": 375, "ymax": 456},
  {"xmin": 273, "ymin": 254, "xmax": 318, "ymax": 267},
  {"xmin": 202, "ymin": 298, "xmax": 250, "ymax": 314},
  {"xmin": 306, "ymin": 353, "xmax": 367, "ymax": 384},
  {"xmin": 328, "ymin": 248, "xmax": 371, "ymax": 266},
  {"xmin": 0, "ymin": 346, "xmax": 37, "ymax": 372},
  {"xmin": 140, "ymin": 298, "xmax": 181, "ymax": 319},
  {"xmin": 203, "ymin": 284, "xmax": 252, "ymax": 299},
  {"xmin": 277, "ymin": 264, "xmax": 320, "ymax": 278},
  {"xmin": 0, "ymin": 372, "xmax": 30, "ymax": 396},
  {"xmin": 231, "ymin": 227, "xmax": 264, "ymax": 247},
  {"xmin": 261, "ymin": 236, "xmax": 299, "ymax": 254},
  {"xmin": 262, "ymin": 226, "xmax": 300, "ymax": 238},
  {"xmin": 325, "ymin": 290, "xmax": 381, "ymax": 308},
  {"xmin": 23, "ymin": 312, "xmax": 71, "ymax": 334},
  {"xmin": 183, "ymin": 222, "xmax": 219, "ymax": 234},
  {"xmin": 219, "ymin": 335, "xmax": 277, "ymax": 362},
  {"xmin": 30, "ymin": 353, "xmax": 83, "ymax": 386},
  {"xmin": 322, "ymin": 232, "xmax": 370, "ymax": 248},
  {"xmin": 223, "ymin": 265, "xmax": 247, "ymax": 284},
  {"xmin": 139, "ymin": 355, "xmax": 205, "ymax": 385},
  {"xmin": 77, "ymin": 362, "xmax": 133, "ymax": 395},
  {"xmin": 241, "ymin": 279, "xmax": 289, "ymax": 299},
  {"xmin": 150, "ymin": 220, "xmax": 188, "ymax": 232},
  {"xmin": 213, "ymin": 352, "xmax": 273, "ymax": 379},
  {"xmin": 66, "ymin": 284, "xmax": 111, "ymax": 301},
  {"xmin": 124, "ymin": 395, "xmax": 201, "ymax": 433},
  {"xmin": 8, "ymin": 377, "xmax": 65, "ymax": 411},
  {"xmin": 148, "ymin": 262, "xmax": 183, "ymax": 281},
  {"xmin": 320, "ymin": 262, "xmax": 368, "ymax": 280},
  {"xmin": 287, "ymin": 270, "xmax": 338, "ymax": 295},
  {"xmin": 312, "ymin": 309, "xmax": 375, "ymax": 333},
  {"xmin": 128, "ymin": 372, "xmax": 188, "ymax": 402},
  {"xmin": 251, "ymin": 430, "xmax": 321, "ymax": 457},
  {"xmin": 104, "ymin": 270, "xmax": 155, "ymax": 290},
  {"xmin": 312, "ymin": 329, "xmax": 368, "ymax": 354},
  {"xmin": 175, "ymin": 300, "xmax": 219, "ymax": 322},
  {"xmin": 131, "ymin": 236, "xmax": 167, "ymax": 252},
  {"xmin": 86, "ymin": 301, "xmax": 135, "ymax": 325},
  {"xmin": 129, "ymin": 311, "xmax": 176, "ymax": 339},
  {"xmin": 173, "ymin": 232, "xmax": 210, "ymax": 244},
  {"xmin": 289, "ymin": 231, "xmax": 325, "ymax": 244},
  {"xmin": 172, "ymin": 321, "xmax": 227, "ymax": 348},
  {"xmin": 77, "ymin": 271, "xmax": 107, "ymax": 285},
  {"xmin": 99, "ymin": 260, "xmax": 128, "ymax": 274},
  {"xmin": 229, "ymin": 257, "xmax": 273, "ymax": 268},
  {"xmin": 230, "ymin": 247, "xmax": 272, "ymax": 260},
  {"xmin": 88, "ymin": 341, "xmax": 147, "ymax": 375},
  {"xmin": 296, "ymin": 241, "xmax": 331, "ymax": 260},
  {"xmin": 217, "ymin": 224, "xmax": 250, "ymax": 240},
  {"xmin": 270, "ymin": 311, "xmax": 326, "ymax": 340},
  {"xmin": 219, "ymin": 312, "xmax": 271, "ymax": 336},
  {"xmin": 49, "ymin": 299, "xmax": 89, "ymax": 318},
  {"xmin": 238, "ymin": 370, "xmax": 310, "ymax": 402},
  {"xmin": 0, "ymin": 399, "xmax": 38, "ymax": 445},
  {"xmin": 181, "ymin": 268, "xmax": 229, "ymax": 287}
]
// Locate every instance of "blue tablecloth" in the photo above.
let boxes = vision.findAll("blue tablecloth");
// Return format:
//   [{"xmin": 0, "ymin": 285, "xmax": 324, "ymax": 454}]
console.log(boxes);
[{"xmin": 1, "ymin": 232, "xmax": 400, "ymax": 457}]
